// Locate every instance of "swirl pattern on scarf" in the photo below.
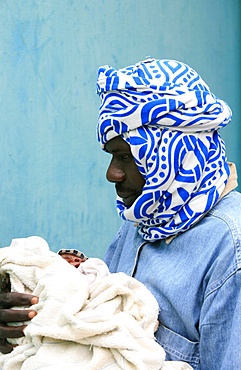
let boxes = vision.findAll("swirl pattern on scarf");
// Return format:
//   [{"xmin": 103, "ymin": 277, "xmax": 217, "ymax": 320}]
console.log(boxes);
[{"xmin": 96, "ymin": 58, "xmax": 232, "ymax": 240}]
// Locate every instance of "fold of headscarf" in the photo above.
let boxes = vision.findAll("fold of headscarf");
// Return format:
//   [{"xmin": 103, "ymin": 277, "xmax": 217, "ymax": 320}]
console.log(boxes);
[{"xmin": 96, "ymin": 58, "xmax": 232, "ymax": 241}]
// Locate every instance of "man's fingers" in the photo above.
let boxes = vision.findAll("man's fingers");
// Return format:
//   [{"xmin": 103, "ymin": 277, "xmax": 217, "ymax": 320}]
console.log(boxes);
[
  {"xmin": 0, "ymin": 292, "xmax": 38, "ymax": 325},
  {"xmin": 0, "ymin": 339, "xmax": 14, "ymax": 354},
  {"xmin": 0, "ymin": 292, "xmax": 38, "ymax": 309},
  {"xmin": 0, "ymin": 292, "xmax": 38, "ymax": 355},
  {"xmin": 0, "ymin": 324, "xmax": 27, "ymax": 339},
  {"xmin": 0, "ymin": 308, "xmax": 36, "ymax": 324}
]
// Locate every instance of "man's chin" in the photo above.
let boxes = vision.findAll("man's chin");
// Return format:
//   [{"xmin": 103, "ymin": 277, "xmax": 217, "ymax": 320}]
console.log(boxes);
[{"xmin": 122, "ymin": 194, "xmax": 138, "ymax": 207}]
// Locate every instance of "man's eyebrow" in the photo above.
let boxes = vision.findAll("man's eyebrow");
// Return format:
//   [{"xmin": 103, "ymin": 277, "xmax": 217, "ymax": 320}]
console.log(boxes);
[{"xmin": 105, "ymin": 147, "xmax": 124, "ymax": 154}]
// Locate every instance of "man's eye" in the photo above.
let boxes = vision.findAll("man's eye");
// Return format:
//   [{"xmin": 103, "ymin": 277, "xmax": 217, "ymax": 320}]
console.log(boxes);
[{"xmin": 120, "ymin": 154, "xmax": 131, "ymax": 160}]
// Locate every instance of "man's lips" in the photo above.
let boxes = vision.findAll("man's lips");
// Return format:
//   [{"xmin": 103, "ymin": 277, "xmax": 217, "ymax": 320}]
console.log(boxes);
[{"xmin": 117, "ymin": 191, "xmax": 138, "ymax": 206}]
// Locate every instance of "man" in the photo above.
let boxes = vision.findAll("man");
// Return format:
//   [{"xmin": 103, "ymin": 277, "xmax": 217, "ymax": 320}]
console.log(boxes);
[
  {"xmin": 0, "ymin": 58, "xmax": 241, "ymax": 369},
  {"xmin": 96, "ymin": 58, "xmax": 241, "ymax": 369}
]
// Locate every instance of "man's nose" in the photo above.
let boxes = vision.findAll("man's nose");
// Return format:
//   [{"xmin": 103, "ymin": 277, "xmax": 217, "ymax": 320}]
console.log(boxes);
[{"xmin": 106, "ymin": 160, "xmax": 125, "ymax": 183}]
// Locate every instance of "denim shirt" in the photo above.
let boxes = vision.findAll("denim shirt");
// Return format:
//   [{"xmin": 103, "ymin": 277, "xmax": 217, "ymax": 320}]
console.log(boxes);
[{"xmin": 104, "ymin": 190, "xmax": 241, "ymax": 370}]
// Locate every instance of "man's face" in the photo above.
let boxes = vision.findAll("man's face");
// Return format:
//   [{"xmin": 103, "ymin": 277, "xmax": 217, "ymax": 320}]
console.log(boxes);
[{"xmin": 105, "ymin": 136, "xmax": 145, "ymax": 207}]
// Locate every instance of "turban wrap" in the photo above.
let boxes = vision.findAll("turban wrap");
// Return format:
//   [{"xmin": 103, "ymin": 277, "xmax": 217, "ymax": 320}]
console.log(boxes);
[{"xmin": 96, "ymin": 58, "xmax": 232, "ymax": 241}]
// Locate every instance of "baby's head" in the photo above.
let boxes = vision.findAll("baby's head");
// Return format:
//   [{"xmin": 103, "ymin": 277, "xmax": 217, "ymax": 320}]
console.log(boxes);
[{"xmin": 58, "ymin": 249, "xmax": 88, "ymax": 268}]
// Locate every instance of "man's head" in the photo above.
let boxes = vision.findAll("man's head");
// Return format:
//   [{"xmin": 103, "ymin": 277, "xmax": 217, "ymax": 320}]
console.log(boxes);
[{"xmin": 96, "ymin": 58, "xmax": 232, "ymax": 240}]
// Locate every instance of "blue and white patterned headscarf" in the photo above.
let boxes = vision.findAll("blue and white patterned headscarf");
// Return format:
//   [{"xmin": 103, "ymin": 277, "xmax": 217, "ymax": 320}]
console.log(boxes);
[{"xmin": 96, "ymin": 58, "xmax": 232, "ymax": 241}]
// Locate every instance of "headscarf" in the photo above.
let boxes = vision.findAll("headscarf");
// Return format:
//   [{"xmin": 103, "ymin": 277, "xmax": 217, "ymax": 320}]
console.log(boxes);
[{"xmin": 96, "ymin": 58, "xmax": 232, "ymax": 241}]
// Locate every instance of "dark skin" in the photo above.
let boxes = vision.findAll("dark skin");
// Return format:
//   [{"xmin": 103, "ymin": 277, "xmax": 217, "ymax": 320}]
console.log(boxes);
[
  {"xmin": 0, "ymin": 135, "xmax": 144, "ymax": 354},
  {"xmin": 105, "ymin": 136, "xmax": 145, "ymax": 207},
  {"xmin": 0, "ymin": 291, "xmax": 38, "ymax": 354}
]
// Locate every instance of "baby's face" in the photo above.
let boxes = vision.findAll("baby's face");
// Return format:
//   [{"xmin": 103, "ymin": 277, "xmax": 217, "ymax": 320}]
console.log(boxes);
[{"xmin": 60, "ymin": 253, "xmax": 85, "ymax": 268}]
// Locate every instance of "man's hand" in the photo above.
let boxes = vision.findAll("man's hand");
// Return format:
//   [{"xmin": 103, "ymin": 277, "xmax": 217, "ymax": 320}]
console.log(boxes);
[{"xmin": 0, "ymin": 292, "xmax": 38, "ymax": 354}]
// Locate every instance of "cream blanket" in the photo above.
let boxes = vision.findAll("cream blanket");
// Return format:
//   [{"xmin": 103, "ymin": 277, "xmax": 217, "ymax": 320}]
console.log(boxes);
[{"xmin": 0, "ymin": 236, "xmax": 192, "ymax": 370}]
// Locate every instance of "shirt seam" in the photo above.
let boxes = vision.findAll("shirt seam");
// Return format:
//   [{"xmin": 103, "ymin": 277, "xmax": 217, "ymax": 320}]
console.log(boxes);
[
  {"xmin": 160, "ymin": 342, "xmax": 199, "ymax": 363},
  {"xmin": 204, "ymin": 264, "xmax": 240, "ymax": 300},
  {"xmin": 207, "ymin": 208, "xmax": 241, "ymax": 266}
]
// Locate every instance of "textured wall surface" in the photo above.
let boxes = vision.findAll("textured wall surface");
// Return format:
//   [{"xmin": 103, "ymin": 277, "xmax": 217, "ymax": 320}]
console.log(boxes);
[{"xmin": 0, "ymin": 0, "xmax": 240, "ymax": 257}]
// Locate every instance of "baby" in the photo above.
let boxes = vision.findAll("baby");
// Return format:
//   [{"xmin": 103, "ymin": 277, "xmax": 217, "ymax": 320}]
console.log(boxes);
[
  {"xmin": 57, "ymin": 248, "xmax": 110, "ymax": 286},
  {"xmin": 0, "ymin": 238, "xmax": 192, "ymax": 370},
  {"xmin": 58, "ymin": 248, "xmax": 88, "ymax": 267}
]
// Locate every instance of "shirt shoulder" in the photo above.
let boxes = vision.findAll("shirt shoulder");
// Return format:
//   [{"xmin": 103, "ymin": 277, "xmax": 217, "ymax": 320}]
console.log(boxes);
[
  {"xmin": 208, "ymin": 190, "xmax": 241, "ymax": 264},
  {"xmin": 210, "ymin": 190, "xmax": 241, "ymax": 218}
]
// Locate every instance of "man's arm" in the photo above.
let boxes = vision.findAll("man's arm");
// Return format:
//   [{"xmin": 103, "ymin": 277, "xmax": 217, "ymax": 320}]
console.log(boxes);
[
  {"xmin": 0, "ymin": 292, "xmax": 38, "ymax": 354},
  {"xmin": 200, "ymin": 269, "xmax": 241, "ymax": 369}
]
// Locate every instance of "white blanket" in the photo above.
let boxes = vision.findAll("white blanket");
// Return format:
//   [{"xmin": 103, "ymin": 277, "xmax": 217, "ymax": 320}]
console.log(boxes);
[{"xmin": 0, "ymin": 236, "xmax": 192, "ymax": 370}]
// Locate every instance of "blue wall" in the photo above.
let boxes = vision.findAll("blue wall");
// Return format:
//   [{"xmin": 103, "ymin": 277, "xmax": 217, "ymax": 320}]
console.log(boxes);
[{"xmin": 0, "ymin": 0, "xmax": 240, "ymax": 257}]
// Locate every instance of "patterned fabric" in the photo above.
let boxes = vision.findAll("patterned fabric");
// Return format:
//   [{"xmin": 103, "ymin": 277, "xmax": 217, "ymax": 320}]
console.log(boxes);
[{"xmin": 96, "ymin": 58, "xmax": 232, "ymax": 241}]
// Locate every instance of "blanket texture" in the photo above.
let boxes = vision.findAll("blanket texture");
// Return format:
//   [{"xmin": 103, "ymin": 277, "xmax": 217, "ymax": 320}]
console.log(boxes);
[{"xmin": 0, "ymin": 236, "xmax": 192, "ymax": 370}]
